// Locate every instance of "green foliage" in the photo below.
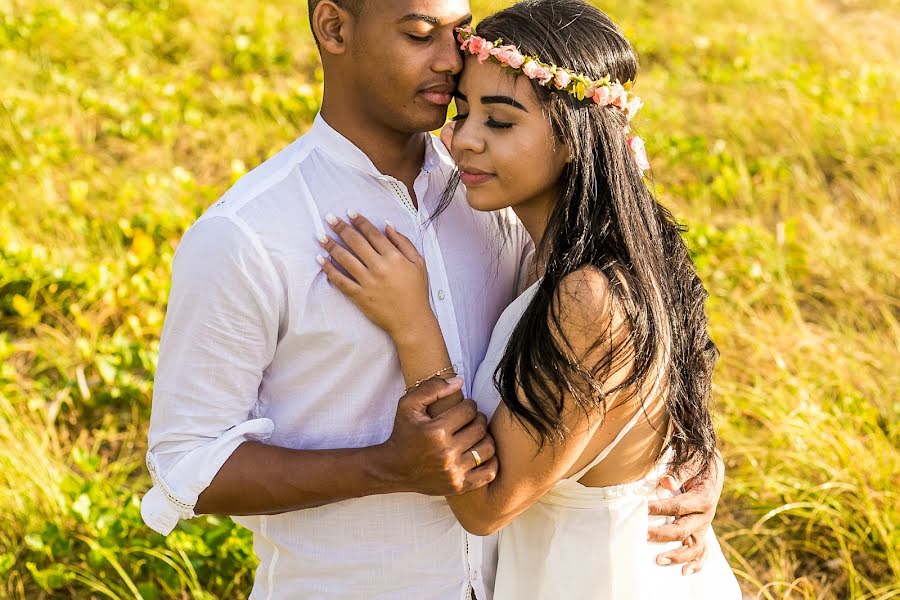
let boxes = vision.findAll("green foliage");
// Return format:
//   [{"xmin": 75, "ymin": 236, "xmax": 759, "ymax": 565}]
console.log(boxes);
[{"xmin": 1, "ymin": 0, "xmax": 898, "ymax": 598}]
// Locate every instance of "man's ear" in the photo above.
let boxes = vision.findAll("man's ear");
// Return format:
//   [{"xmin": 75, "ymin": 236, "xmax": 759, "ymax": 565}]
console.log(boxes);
[{"xmin": 312, "ymin": 1, "xmax": 353, "ymax": 55}]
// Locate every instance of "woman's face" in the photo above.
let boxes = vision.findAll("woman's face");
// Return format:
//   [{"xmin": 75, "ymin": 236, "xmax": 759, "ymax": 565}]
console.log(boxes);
[{"xmin": 450, "ymin": 56, "xmax": 570, "ymax": 216}]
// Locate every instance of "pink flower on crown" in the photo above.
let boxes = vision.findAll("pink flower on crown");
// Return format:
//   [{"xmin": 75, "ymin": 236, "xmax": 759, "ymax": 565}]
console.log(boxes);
[
  {"xmin": 553, "ymin": 70, "xmax": 572, "ymax": 90},
  {"xmin": 491, "ymin": 45, "xmax": 526, "ymax": 69},
  {"xmin": 522, "ymin": 60, "xmax": 553, "ymax": 85},
  {"xmin": 468, "ymin": 35, "xmax": 486, "ymax": 56},
  {"xmin": 628, "ymin": 136, "xmax": 651, "ymax": 172},
  {"xmin": 609, "ymin": 83, "xmax": 629, "ymax": 110},
  {"xmin": 625, "ymin": 96, "xmax": 644, "ymax": 120},
  {"xmin": 592, "ymin": 85, "xmax": 611, "ymax": 106},
  {"xmin": 465, "ymin": 35, "xmax": 495, "ymax": 63},
  {"xmin": 457, "ymin": 25, "xmax": 472, "ymax": 48},
  {"xmin": 522, "ymin": 59, "xmax": 541, "ymax": 80}
]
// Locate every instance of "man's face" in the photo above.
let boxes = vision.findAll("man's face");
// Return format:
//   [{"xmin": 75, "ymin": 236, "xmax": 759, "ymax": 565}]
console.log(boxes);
[{"xmin": 345, "ymin": 0, "xmax": 472, "ymax": 133}]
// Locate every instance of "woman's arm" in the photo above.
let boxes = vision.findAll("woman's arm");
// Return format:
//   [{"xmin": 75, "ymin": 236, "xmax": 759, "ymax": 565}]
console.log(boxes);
[
  {"xmin": 322, "ymin": 224, "xmax": 620, "ymax": 533},
  {"xmin": 318, "ymin": 212, "xmax": 464, "ymax": 418}
]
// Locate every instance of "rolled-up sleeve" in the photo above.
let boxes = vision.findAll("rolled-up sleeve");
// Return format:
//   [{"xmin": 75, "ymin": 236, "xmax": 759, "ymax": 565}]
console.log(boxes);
[{"xmin": 141, "ymin": 214, "xmax": 282, "ymax": 535}]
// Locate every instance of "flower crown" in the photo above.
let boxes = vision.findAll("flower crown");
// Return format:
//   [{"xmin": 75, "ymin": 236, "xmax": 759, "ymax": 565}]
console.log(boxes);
[{"xmin": 456, "ymin": 25, "xmax": 650, "ymax": 173}]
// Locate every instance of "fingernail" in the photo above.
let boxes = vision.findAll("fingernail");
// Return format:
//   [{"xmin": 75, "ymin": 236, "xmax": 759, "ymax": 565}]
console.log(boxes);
[
  {"xmin": 347, "ymin": 209, "xmax": 359, "ymax": 219},
  {"xmin": 316, "ymin": 255, "xmax": 326, "ymax": 267},
  {"xmin": 657, "ymin": 557, "xmax": 672, "ymax": 566},
  {"xmin": 384, "ymin": 219, "xmax": 395, "ymax": 230},
  {"xmin": 445, "ymin": 376, "xmax": 463, "ymax": 386},
  {"xmin": 686, "ymin": 567, "xmax": 696, "ymax": 575},
  {"xmin": 316, "ymin": 233, "xmax": 328, "ymax": 244},
  {"xmin": 325, "ymin": 213, "xmax": 338, "ymax": 226}
]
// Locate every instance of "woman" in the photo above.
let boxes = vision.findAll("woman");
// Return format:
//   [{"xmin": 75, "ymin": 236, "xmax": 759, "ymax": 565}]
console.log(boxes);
[{"xmin": 316, "ymin": 0, "xmax": 741, "ymax": 597}]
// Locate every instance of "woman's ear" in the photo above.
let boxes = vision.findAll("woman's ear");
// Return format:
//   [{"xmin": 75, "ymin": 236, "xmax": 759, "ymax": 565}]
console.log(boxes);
[{"xmin": 312, "ymin": 1, "xmax": 353, "ymax": 56}]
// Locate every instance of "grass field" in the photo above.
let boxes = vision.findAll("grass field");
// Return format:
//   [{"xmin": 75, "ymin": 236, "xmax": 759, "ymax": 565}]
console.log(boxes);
[{"xmin": 1, "ymin": 0, "xmax": 898, "ymax": 598}]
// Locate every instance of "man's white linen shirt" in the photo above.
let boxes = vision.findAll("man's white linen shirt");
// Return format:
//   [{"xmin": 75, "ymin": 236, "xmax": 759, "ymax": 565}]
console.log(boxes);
[{"xmin": 141, "ymin": 114, "xmax": 529, "ymax": 599}]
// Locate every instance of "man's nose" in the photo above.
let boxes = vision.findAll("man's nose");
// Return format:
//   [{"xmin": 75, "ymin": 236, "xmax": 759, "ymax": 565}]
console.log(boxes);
[{"xmin": 432, "ymin": 32, "xmax": 464, "ymax": 76}]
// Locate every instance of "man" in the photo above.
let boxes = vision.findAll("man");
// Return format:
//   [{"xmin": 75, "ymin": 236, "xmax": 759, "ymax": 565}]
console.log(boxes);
[{"xmin": 141, "ymin": 1, "xmax": 724, "ymax": 597}]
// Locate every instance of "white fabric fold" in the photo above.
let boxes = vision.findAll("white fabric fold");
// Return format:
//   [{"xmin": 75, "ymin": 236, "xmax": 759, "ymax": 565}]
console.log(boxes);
[{"xmin": 141, "ymin": 418, "xmax": 274, "ymax": 535}]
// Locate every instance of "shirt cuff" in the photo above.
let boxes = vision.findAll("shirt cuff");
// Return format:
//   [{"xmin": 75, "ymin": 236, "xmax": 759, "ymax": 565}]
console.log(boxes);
[{"xmin": 140, "ymin": 418, "xmax": 275, "ymax": 535}]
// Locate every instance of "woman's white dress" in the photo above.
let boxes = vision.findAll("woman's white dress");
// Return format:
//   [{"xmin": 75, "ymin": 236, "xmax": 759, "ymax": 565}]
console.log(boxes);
[{"xmin": 470, "ymin": 279, "xmax": 743, "ymax": 600}]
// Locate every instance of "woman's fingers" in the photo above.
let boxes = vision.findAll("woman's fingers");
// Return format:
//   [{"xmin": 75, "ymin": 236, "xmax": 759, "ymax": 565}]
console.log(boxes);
[
  {"xmin": 325, "ymin": 213, "xmax": 381, "ymax": 266},
  {"xmin": 385, "ymin": 224, "xmax": 424, "ymax": 264},
  {"xmin": 317, "ymin": 255, "xmax": 362, "ymax": 297},
  {"xmin": 347, "ymin": 212, "xmax": 395, "ymax": 255},
  {"xmin": 440, "ymin": 120, "xmax": 457, "ymax": 152},
  {"xmin": 318, "ymin": 234, "xmax": 369, "ymax": 284}
]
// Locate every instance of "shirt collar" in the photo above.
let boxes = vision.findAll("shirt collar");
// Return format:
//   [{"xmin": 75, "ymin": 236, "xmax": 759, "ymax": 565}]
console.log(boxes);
[{"xmin": 309, "ymin": 113, "xmax": 442, "ymax": 179}]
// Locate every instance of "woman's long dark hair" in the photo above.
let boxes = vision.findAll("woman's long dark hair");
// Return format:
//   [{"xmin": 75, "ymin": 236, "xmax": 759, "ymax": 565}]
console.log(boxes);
[{"xmin": 459, "ymin": 0, "xmax": 719, "ymax": 479}]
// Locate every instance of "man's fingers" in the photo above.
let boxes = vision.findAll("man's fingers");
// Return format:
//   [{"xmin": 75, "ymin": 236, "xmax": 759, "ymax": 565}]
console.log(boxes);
[
  {"xmin": 318, "ymin": 256, "xmax": 362, "ymax": 296},
  {"xmin": 658, "ymin": 475, "xmax": 681, "ymax": 494},
  {"xmin": 648, "ymin": 491, "xmax": 709, "ymax": 518},
  {"xmin": 656, "ymin": 534, "xmax": 706, "ymax": 567},
  {"xmin": 452, "ymin": 412, "xmax": 489, "ymax": 450},
  {"xmin": 458, "ymin": 456, "xmax": 498, "ymax": 493},
  {"xmin": 348, "ymin": 213, "xmax": 395, "ymax": 255},
  {"xmin": 432, "ymin": 398, "xmax": 478, "ymax": 434},
  {"xmin": 325, "ymin": 213, "xmax": 381, "ymax": 266},
  {"xmin": 465, "ymin": 434, "xmax": 496, "ymax": 469},
  {"xmin": 400, "ymin": 377, "xmax": 464, "ymax": 414},
  {"xmin": 648, "ymin": 515, "xmax": 708, "ymax": 543},
  {"xmin": 385, "ymin": 225, "xmax": 424, "ymax": 264},
  {"xmin": 683, "ymin": 543, "xmax": 709, "ymax": 576}
]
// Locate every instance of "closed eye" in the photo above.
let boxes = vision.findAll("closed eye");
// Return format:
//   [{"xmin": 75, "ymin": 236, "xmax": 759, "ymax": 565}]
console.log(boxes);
[
  {"xmin": 486, "ymin": 117, "xmax": 513, "ymax": 129},
  {"xmin": 406, "ymin": 34, "xmax": 432, "ymax": 43}
]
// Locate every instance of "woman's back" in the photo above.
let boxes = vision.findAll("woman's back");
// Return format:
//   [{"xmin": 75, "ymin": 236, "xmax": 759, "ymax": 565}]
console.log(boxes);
[{"xmin": 472, "ymin": 281, "xmax": 741, "ymax": 600}]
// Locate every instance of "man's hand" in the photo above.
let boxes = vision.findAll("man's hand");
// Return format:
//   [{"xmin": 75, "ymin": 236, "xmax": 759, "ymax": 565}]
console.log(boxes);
[
  {"xmin": 376, "ymin": 377, "xmax": 498, "ymax": 496},
  {"xmin": 647, "ymin": 452, "xmax": 725, "ymax": 575}
]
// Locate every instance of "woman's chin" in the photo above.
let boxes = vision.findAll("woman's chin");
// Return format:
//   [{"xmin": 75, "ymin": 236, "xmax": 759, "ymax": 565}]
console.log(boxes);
[{"xmin": 464, "ymin": 189, "xmax": 505, "ymax": 213}]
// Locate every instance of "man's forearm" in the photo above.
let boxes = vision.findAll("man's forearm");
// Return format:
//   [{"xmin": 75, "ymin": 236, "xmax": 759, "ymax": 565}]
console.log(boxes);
[{"xmin": 194, "ymin": 440, "xmax": 400, "ymax": 516}]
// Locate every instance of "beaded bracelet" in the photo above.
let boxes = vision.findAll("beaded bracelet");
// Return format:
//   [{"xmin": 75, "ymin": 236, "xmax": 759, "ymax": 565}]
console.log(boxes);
[{"xmin": 405, "ymin": 365, "xmax": 458, "ymax": 394}]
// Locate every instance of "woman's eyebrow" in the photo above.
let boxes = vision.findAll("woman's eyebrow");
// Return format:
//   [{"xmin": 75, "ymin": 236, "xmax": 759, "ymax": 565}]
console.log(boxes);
[{"xmin": 481, "ymin": 96, "xmax": 528, "ymax": 112}]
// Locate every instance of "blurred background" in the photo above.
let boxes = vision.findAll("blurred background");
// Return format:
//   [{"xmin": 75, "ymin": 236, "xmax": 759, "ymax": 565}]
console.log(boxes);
[{"xmin": 1, "ymin": 0, "xmax": 897, "ymax": 598}]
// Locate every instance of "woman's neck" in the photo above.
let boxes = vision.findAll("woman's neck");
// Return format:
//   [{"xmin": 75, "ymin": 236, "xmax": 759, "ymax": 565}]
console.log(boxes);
[{"xmin": 512, "ymin": 194, "xmax": 554, "ymax": 280}]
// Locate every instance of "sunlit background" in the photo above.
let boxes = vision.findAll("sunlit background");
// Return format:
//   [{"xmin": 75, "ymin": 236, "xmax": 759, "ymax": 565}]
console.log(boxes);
[{"xmin": 1, "ymin": 0, "xmax": 897, "ymax": 598}]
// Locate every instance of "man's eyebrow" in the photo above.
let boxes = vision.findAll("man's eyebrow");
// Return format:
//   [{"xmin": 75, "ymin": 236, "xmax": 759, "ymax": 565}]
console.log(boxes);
[
  {"xmin": 396, "ymin": 13, "xmax": 473, "ymax": 27},
  {"xmin": 482, "ymin": 96, "xmax": 528, "ymax": 112},
  {"xmin": 396, "ymin": 13, "xmax": 441, "ymax": 26}
]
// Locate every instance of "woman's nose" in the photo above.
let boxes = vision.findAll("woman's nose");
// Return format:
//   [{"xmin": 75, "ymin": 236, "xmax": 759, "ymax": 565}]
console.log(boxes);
[{"xmin": 450, "ymin": 119, "xmax": 485, "ymax": 156}]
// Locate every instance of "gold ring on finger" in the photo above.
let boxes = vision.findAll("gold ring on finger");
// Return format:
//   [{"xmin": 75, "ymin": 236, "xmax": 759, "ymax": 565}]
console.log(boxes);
[{"xmin": 470, "ymin": 449, "xmax": 483, "ymax": 467}]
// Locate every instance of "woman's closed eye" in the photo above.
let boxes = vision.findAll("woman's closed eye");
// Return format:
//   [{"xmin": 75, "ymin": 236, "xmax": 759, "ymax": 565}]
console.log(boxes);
[
  {"xmin": 451, "ymin": 113, "xmax": 513, "ymax": 130},
  {"xmin": 486, "ymin": 117, "xmax": 513, "ymax": 129}
]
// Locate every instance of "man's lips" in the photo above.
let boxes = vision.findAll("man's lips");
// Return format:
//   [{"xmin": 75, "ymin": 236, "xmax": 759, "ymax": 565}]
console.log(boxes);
[
  {"xmin": 459, "ymin": 168, "xmax": 495, "ymax": 187},
  {"xmin": 420, "ymin": 86, "xmax": 455, "ymax": 106}
]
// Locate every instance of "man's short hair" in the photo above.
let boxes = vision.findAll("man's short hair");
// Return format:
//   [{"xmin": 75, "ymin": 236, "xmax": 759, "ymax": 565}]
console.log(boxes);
[{"xmin": 308, "ymin": 0, "xmax": 365, "ymax": 46}]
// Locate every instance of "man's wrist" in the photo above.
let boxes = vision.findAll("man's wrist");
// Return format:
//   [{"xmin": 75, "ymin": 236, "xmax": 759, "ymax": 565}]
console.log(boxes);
[{"xmin": 361, "ymin": 441, "xmax": 408, "ymax": 495}]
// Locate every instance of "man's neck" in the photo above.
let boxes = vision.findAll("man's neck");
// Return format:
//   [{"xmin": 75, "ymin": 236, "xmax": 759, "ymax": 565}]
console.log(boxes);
[{"xmin": 320, "ymin": 94, "xmax": 428, "ymax": 194}]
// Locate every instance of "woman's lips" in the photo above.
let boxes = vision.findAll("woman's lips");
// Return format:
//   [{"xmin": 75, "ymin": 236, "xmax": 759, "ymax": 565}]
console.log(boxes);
[{"xmin": 459, "ymin": 170, "xmax": 496, "ymax": 187}]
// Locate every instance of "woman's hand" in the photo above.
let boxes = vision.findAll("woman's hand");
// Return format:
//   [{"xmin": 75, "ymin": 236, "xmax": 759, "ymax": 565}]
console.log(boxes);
[{"xmin": 317, "ymin": 211, "xmax": 432, "ymax": 342}]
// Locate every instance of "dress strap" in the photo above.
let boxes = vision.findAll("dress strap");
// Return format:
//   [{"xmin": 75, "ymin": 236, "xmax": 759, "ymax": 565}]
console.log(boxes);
[
  {"xmin": 566, "ymin": 402, "xmax": 648, "ymax": 483},
  {"xmin": 565, "ymin": 355, "xmax": 669, "ymax": 483}
]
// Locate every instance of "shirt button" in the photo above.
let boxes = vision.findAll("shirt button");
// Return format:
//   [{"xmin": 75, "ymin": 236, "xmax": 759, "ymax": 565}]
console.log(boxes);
[{"xmin": 438, "ymin": 289, "xmax": 446, "ymax": 300}]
